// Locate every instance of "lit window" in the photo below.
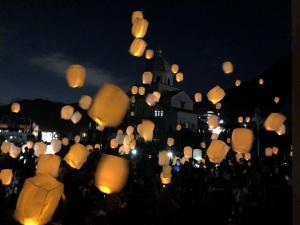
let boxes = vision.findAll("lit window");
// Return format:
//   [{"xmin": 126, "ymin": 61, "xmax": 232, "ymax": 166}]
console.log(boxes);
[
  {"xmin": 131, "ymin": 96, "xmax": 135, "ymax": 103},
  {"xmin": 161, "ymin": 111, "xmax": 164, "ymax": 116},
  {"xmin": 131, "ymin": 111, "xmax": 135, "ymax": 116}
]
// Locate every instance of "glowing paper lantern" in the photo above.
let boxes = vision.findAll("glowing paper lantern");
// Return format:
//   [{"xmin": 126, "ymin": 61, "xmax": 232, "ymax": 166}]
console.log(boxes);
[
  {"xmin": 259, "ymin": 78, "xmax": 264, "ymax": 85},
  {"xmin": 152, "ymin": 91, "xmax": 161, "ymax": 102},
  {"xmin": 207, "ymin": 114, "xmax": 219, "ymax": 129},
  {"xmin": 11, "ymin": 102, "xmax": 21, "ymax": 113},
  {"xmin": 88, "ymin": 84, "xmax": 130, "ymax": 128},
  {"xmin": 132, "ymin": 18, "xmax": 149, "ymax": 38},
  {"xmin": 206, "ymin": 140, "xmax": 229, "ymax": 163},
  {"xmin": 145, "ymin": 49, "xmax": 154, "ymax": 59},
  {"xmin": 61, "ymin": 105, "xmax": 74, "ymax": 120},
  {"xmin": 176, "ymin": 72, "xmax": 184, "ymax": 82},
  {"xmin": 272, "ymin": 146, "xmax": 279, "ymax": 155},
  {"xmin": 26, "ymin": 141, "xmax": 34, "ymax": 149},
  {"xmin": 74, "ymin": 135, "xmax": 80, "ymax": 143},
  {"xmin": 138, "ymin": 86, "xmax": 145, "ymax": 95},
  {"xmin": 274, "ymin": 97, "xmax": 280, "ymax": 104},
  {"xmin": 142, "ymin": 71, "xmax": 153, "ymax": 84},
  {"xmin": 264, "ymin": 113, "xmax": 286, "ymax": 132},
  {"xmin": 222, "ymin": 61, "xmax": 233, "ymax": 74},
  {"xmin": 66, "ymin": 64, "xmax": 86, "ymax": 88},
  {"xmin": 95, "ymin": 154, "xmax": 129, "ymax": 194},
  {"xmin": 14, "ymin": 174, "xmax": 64, "ymax": 225},
  {"xmin": 193, "ymin": 149, "xmax": 202, "ymax": 161},
  {"xmin": 131, "ymin": 86, "xmax": 138, "ymax": 95},
  {"xmin": 64, "ymin": 143, "xmax": 89, "ymax": 169},
  {"xmin": 36, "ymin": 155, "xmax": 61, "ymax": 178},
  {"xmin": 216, "ymin": 103, "xmax": 222, "ymax": 110},
  {"xmin": 276, "ymin": 124, "xmax": 286, "ymax": 135},
  {"xmin": 194, "ymin": 93, "xmax": 202, "ymax": 103},
  {"xmin": 160, "ymin": 172, "xmax": 171, "ymax": 185},
  {"xmin": 211, "ymin": 133, "xmax": 219, "ymax": 140},
  {"xmin": 207, "ymin": 85, "xmax": 226, "ymax": 104},
  {"xmin": 235, "ymin": 79, "xmax": 241, "ymax": 87},
  {"xmin": 181, "ymin": 157, "xmax": 189, "ymax": 165},
  {"xmin": 126, "ymin": 126, "xmax": 134, "ymax": 136},
  {"xmin": 79, "ymin": 95, "xmax": 92, "ymax": 110},
  {"xmin": 94, "ymin": 144, "xmax": 101, "ymax": 149},
  {"xmin": 116, "ymin": 133, "xmax": 125, "ymax": 145},
  {"xmin": 146, "ymin": 94, "xmax": 157, "ymax": 106},
  {"xmin": 110, "ymin": 139, "xmax": 119, "ymax": 149},
  {"xmin": 0, "ymin": 169, "xmax": 13, "ymax": 185},
  {"xmin": 71, "ymin": 111, "xmax": 82, "ymax": 124},
  {"xmin": 130, "ymin": 139, "xmax": 136, "ymax": 149},
  {"xmin": 183, "ymin": 146, "xmax": 193, "ymax": 159},
  {"xmin": 245, "ymin": 116, "xmax": 251, "ymax": 123},
  {"xmin": 86, "ymin": 145, "xmax": 93, "ymax": 152},
  {"xmin": 33, "ymin": 142, "xmax": 47, "ymax": 157},
  {"xmin": 176, "ymin": 124, "xmax": 182, "ymax": 131},
  {"xmin": 237, "ymin": 116, "xmax": 243, "ymax": 123},
  {"xmin": 171, "ymin": 64, "xmax": 179, "ymax": 74},
  {"xmin": 123, "ymin": 134, "xmax": 133, "ymax": 146},
  {"xmin": 51, "ymin": 140, "xmax": 62, "ymax": 153},
  {"xmin": 236, "ymin": 153, "xmax": 243, "ymax": 162},
  {"xmin": 244, "ymin": 153, "xmax": 251, "ymax": 161},
  {"xmin": 167, "ymin": 137, "xmax": 174, "ymax": 147},
  {"xmin": 158, "ymin": 151, "xmax": 169, "ymax": 166},
  {"xmin": 131, "ymin": 11, "xmax": 144, "ymax": 24},
  {"xmin": 139, "ymin": 120, "xmax": 155, "ymax": 142},
  {"xmin": 9, "ymin": 144, "xmax": 21, "ymax": 158},
  {"xmin": 226, "ymin": 138, "xmax": 231, "ymax": 144},
  {"xmin": 129, "ymin": 38, "xmax": 147, "ymax": 57},
  {"xmin": 200, "ymin": 141, "xmax": 206, "ymax": 149},
  {"xmin": 265, "ymin": 147, "xmax": 273, "ymax": 157},
  {"xmin": 62, "ymin": 138, "xmax": 69, "ymax": 146},
  {"xmin": 231, "ymin": 128, "xmax": 254, "ymax": 153},
  {"xmin": 1, "ymin": 141, "xmax": 11, "ymax": 154}
]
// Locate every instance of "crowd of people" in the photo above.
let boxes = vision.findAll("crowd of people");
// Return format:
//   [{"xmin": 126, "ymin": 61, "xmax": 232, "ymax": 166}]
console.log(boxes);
[{"xmin": 0, "ymin": 138, "xmax": 292, "ymax": 225}]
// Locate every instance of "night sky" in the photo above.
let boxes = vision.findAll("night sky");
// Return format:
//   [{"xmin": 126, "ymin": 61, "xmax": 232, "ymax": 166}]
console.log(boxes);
[{"xmin": 0, "ymin": 0, "xmax": 291, "ymax": 104}]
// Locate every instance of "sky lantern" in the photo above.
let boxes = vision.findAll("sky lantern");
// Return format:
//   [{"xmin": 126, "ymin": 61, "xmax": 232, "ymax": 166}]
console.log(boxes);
[
  {"xmin": 88, "ymin": 83, "xmax": 129, "ymax": 128},
  {"xmin": 152, "ymin": 91, "xmax": 161, "ymax": 102},
  {"xmin": 226, "ymin": 137, "xmax": 231, "ymax": 144},
  {"xmin": 231, "ymin": 128, "xmax": 254, "ymax": 153},
  {"xmin": 26, "ymin": 141, "xmax": 34, "ymax": 149},
  {"xmin": 171, "ymin": 64, "xmax": 179, "ymax": 74},
  {"xmin": 132, "ymin": 17, "xmax": 149, "ymax": 38},
  {"xmin": 14, "ymin": 174, "xmax": 64, "ymax": 225},
  {"xmin": 62, "ymin": 138, "xmax": 69, "ymax": 146},
  {"xmin": 146, "ymin": 94, "xmax": 157, "ymax": 106},
  {"xmin": 235, "ymin": 79, "xmax": 241, "ymax": 87},
  {"xmin": 183, "ymin": 146, "xmax": 193, "ymax": 159},
  {"xmin": 176, "ymin": 124, "xmax": 182, "ymax": 131},
  {"xmin": 194, "ymin": 92, "xmax": 202, "ymax": 103},
  {"xmin": 264, "ymin": 113, "xmax": 286, "ymax": 132},
  {"xmin": 236, "ymin": 153, "xmax": 243, "ymax": 162},
  {"xmin": 9, "ymin": 144, "xmax": 21, "ymax": 158},
  {"xmin": 145, "ymin": 49, "xmax": 154, "ymax": 59},
  {"xmin": 34, "ymin": 142, "xmax": 47, "ymax": 157},
  {"xmin": 126, "ymin": 126, "xmax": 134, "ymax": 135},
  {"xmin": 193, "ymin": 149, "xmax": 202, "ymax": 161},
  {"xmin": 142, "ymin": 71, "xmax": 153, "ymax": 84},
  {"xmin": 176, "ymin": 72, "xmax": 184, "ymax": 82},
  {"xmin": 216, "ymin": 103, "xmax": 222, "ymax": 110},
  {"xmin": 74, "ymin": 135, "xmax": 81, "ymax": 143},
  {"xmin": 95, "ymin": 154, "xmax": 129, "ymax": 194},
  {"xmin": 71, "ymin": 111, "xmax": 82, "ymax": 124},
  {"xmin": 79, "ymin": 95, "xmax": 92, "ymax": 110},
  {"xmin": 130, "ymin": 139, "xmax": 136, "ymax": 149},
  {"xmin": 237, "ymin": 116, "xmax": 243, "ymax": 123},
  {"xmin": 61, "ymin": 105, "xmax": 74, "ymax": 120},
  {"xmin": 51, "ymin": 139, "xmax": 62, "ymax": 154},
  {"xmin": 158, "ymin": 151, "xmax": 169, "ymax": 166},
  {"xmin": 1, "ymin": 141, "xmax": 11, "ymax": 154},
  {"xmin": 245, "ymin": 116, "xmax": 251, "ymax": 123},
  {"xmin": 181, "ymin": 156, "xmax": 189, "ymax": 165},
  {"xmin": 129, "ymin": 38, "xmax": 147, "ymax": 57},
  {"xmin": 272, "ymin": 146, "xmax": 279, "ymax": 155},
  {"xmin": 110, "ymin": 139, "xmax": 119, "ymax": 149},
  {"xmin": 274, "ymin": 96, "xmax": 280, "ymax": 103},
  {"xmin": 259, "ymin": 78, "xmax": 264, "ymax": 85},
  {"xmin": 207, "ymin": 140, "xmax": 229, "ymax": 163},
  {"xmin": 276, "ymin": 124, "xmax": 286, "ymax": 135},
  {"xmin": 123, "ymin": 134, "xmax": 134, "ymax": 146},
  {"xmin": 211, "ymin": 133, "xmax": 219, "ymax": 140},
  {"xmin": 36, "ymin": 155, "xmax": 61, "ymax": 178},
  {"xmin": 160, "ymin": 172, "xmax": 171, "ymax": 185},
  {"xmin": 64, "ymin": 143, "xmax": 89, "ymax": 169},
  {"xmin": 0, "ymin": 169, "xmax": 13, "ymax": 185},
  {"xmin": 139, "ymin": 120, "xmax": 155, "ymax": 141},
  {"xmin": 207, "ymin": 114, "xmax": 219, "ymax": 129},
  {"xmin": 244, "ymin": 152, "xmax": 251, "ymax": 161},
  {"xmin": 200, "ymin": 141, "xmax": 206, "ymax": 149},
  {"xmin": 207, "ymin": 85, "xmax": 226, "ymax": 104},
  {"xmin": 131, "ymin": 11, "xmax": 144, "ymax": 24},
  {"xmin": 222, "ymin": 61, "xmax": 233, "ymax": 74},
  {"xmin": 66, "ymin": 64, "xmax": 86, "ymax": 88},
  {"xmin": 131, "ymin": 86, "xmax": 138, "ymax": 95},
  {"xmin": 11, "ymin": 102, "xmax": 21, "ymax": 113},
  {"xmin": 265, "ymin": 147, "xmax": 273, "ymax": 157},
  {"xmin": 167, "ymin": 137, "xmax": 174, "ymax": 147},
  {"xmin": 138, "ymin": 86, "xmax": 145, "ymax": 95}
]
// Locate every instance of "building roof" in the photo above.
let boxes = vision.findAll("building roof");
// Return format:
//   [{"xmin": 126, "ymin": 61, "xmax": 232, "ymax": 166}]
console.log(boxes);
[{"xmin": 144, "ymin": 50, "xmax": 171, "ymax": 72}]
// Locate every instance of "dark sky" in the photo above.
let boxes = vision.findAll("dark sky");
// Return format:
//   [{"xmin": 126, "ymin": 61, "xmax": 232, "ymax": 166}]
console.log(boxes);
[{"xmin": 0, "ymin": 0, "xmax": 291, "ymax": 104}]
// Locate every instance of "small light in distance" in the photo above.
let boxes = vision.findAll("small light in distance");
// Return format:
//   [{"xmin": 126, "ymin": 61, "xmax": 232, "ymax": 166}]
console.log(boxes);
[
  {"xmin": 167, "ymin": 151, "xmax": 173, "ymax": 158},
  {"xmin": 131, "ymin": 149, "xmax": 137, "ymax": 155}
]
